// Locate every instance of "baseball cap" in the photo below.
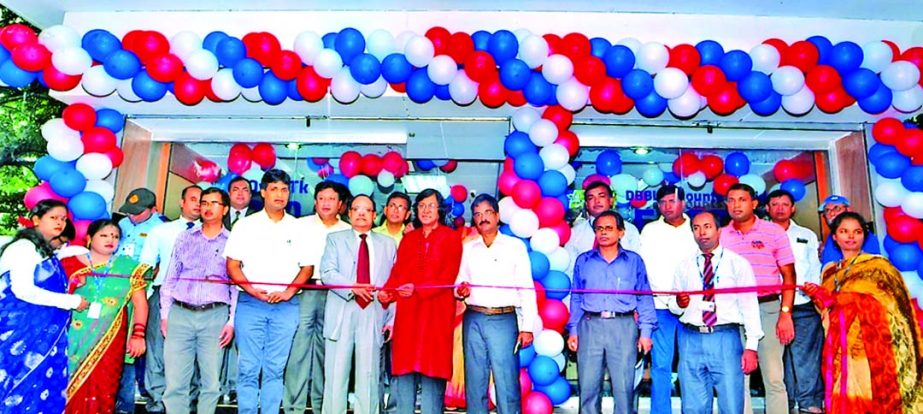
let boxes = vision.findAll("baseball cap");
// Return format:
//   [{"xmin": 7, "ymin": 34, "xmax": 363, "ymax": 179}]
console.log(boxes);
[
  {"xmin": 119, "ymin": 188, "xmax": 156, "ymax": 215},
  {"xmin": 818, "ymin": 195, "xmax": 850, "ymax": 212}
]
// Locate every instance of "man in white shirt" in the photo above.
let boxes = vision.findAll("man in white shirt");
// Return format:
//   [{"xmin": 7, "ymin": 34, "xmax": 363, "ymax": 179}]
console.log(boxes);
[
  {"xmin": 224, "ymin": 169, "xmax": 313, "ymax": 414},
  {"xmin": 456, "ymin": 194, "xmax": 538, "ymax": 414},
  {"xmin": 139, "ymin": 185, "xmax": 201, "ymax": 413},
  {"xmin": 565, "ymin": 180, "xmax": 641, "ymax": 279},
  {"xmin": 228, "ymin": 176, "xmax": 253, "ymax": 229},
  {"xmin": 669, "ymin": 211, "xmax": 763, "ymax": 414},
  {"xmin": 638, "ymin": 185, "xmax": 698, "ymax": 414},
  {"xmin": 283, "ymin": 181, "xmax": 351, "ymax": 414},
  {"xmin": 767, "ymin": 190, "xmax": 824, "ymax": 414}
]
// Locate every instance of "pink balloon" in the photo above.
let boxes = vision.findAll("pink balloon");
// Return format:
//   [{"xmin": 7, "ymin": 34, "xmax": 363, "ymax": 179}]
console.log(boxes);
[
  {"xmin": 522, "ymin": 391, "xmax": 553, "ymax": 414},
  {"xmin": 339, "ymin": 151, "xmax": 362, "ymax": 178},
  {"xmin": 582, "ymin": 174, "xmax": 610, "ymax": 189},
  {"xmin": 534, "ymin": 197, "xmax": 565, "ymax": 228},
  {"xmin": 498, "ymin": 171, "xmax": 521, "ymax": 196},
  {"xmin": 227, "ymin": 154, "xmax": 252, "ymax": 175},
  {"xmin": 73, "ymin": 219, "xmax": 92, "ymax": 245},
  {"xmin": 24, "ymin": 182, "xmax": 67, "ymax": 210},
  {"xmin": 194, "ymin": 159, "xmax": 221, "ymax": 183},
  {"xmin": 538, "ymin": 299, "xmax": 569, "ymax": 333},
  {"xmin": 318, "ymin": 164, "xmax": 334, "ymax": 178},
  {"xmin": 549, "ymin": 220, "xmax": 572, "ymax": 246},
  {"xmin": 312, "ymin": 157, "xmax": 329, "ymax": 165},
  {"xmin": 512, "ymin": 180, "xmax": 542, "ymax": 209},
  {"xmin": 534, "ymin": 281, "xmax": 547, "ymax": 308},
  {"xmin": 451, "ymin": 185, "xmax": 468, "ymax": 203},
  {"xmin": 520, "ymin": 368, "xmax": 534, "ymax": 398}
]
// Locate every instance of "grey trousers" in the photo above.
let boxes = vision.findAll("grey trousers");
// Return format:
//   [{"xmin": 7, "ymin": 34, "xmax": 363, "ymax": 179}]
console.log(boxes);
[
  {"xmin": 282, "ymin": 290, "xmax": 326, "ymax": 412},
  {"xmin": 163, "ymin": 305, "xmax": 227, "ymax": 414},
  {"xmin": 145, "ymin": 288, "xmax": 167, "ymax": 411},
  {"xmin": 576, "ymin": 315, "xmax": 639, "ymax": 414}
]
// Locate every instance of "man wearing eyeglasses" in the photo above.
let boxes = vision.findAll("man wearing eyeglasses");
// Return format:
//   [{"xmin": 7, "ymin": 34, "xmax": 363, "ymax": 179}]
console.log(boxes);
[
  {"xmin": 373, "ymin": 192, "xmax": 411, "ymax": 245},
  {"xmin": 818, "ymin": 195, "xmax": 881, "ymax": 266}
]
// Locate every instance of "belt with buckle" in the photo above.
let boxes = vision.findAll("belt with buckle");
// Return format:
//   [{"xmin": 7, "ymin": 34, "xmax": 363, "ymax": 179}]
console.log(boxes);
[
  {"xmin": 585, "ymin": 310, "xmax": 633, "ymax": 319},
  {"xmin": 757, "ymin": 295, "xmax": 780, "ymax": 304},
  {"xmin": 467, "ymin": 305, "xmax": 516, "ymax": 315},
  {"xmin": 682, "ymin": 323, "xmax": 739, "ymax": 334},
  {"xmin": 174, "ymin": 300, "xmax": 227, "ymax": 312}
]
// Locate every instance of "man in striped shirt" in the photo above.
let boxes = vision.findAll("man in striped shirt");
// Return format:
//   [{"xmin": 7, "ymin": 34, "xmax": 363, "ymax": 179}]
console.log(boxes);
[{"xmin": 719, "ymin": 183, "xmax": 796, "ymax": 414}]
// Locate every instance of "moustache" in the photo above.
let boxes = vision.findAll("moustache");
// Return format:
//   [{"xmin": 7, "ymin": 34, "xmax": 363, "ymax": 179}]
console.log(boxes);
[{"xmin": 478, "ymin": 220, "xmax": 489, "ymax": 226}]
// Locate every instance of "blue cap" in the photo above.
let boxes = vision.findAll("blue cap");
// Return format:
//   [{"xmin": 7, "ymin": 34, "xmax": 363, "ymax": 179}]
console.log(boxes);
[{"xmin": 818, "ymin": 195, "xmax": 849, "ymax": 211}]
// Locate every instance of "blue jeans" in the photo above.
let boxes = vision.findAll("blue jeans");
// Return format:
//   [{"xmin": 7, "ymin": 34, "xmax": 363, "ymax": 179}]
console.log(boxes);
[
  {"xmin": 677, "ymin": 324, "xmax": 744, "ymax": 414},
  {"xmin": 783, "ymin": 303, "xmax": 824, "ymax": 410},
  {"xmin": 651, "ymin": 309, "xmax": 678, "ymax": 413},
  {"xmin": 463, "ymin": 311, "xmax": 521, "ymax": 414},
  {"xmin": 576, "ymin": 314, "xmax": 638, "ymax": 414},
  {"xmin": 116, "ymin": 362, "xmax": 137, "ymax": 412},
  {"xmin": 391, "ymin": 373, "xmax": 446, "ymax": 414},
  {"xmin": 235, "ymin": 293, "xmax": 300, "ymax": 414}
]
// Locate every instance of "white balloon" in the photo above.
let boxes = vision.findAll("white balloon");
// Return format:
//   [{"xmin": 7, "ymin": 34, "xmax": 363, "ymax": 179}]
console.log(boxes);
[
  {"xmin": 875, "ymin": 179, "xmax": 909, "ymax": 207},
  {"xmin": 360, "ymin": 76, "xmax": 388, "ymax": 98},
  {"xmin": 530, "ymin": 228, "xmax": 561, "ymax": 255},
  {"xmin": 46, "ymin": 136, "xmax": 84, "ymax": 162},
  {"xmin": 366, "ymin": 30, "xmax": 396, "ymax": 61},
  {"xmin": 404, "ymin": 35, "xmax": 435, "ymax": 67},
  {"xmin": 211, "ymin": 68, "xmax": 242, "ymax": 101},
  {"xmin": 240, "ymin": 85, "xmax": 263, "ymax": 102},
  {"xmin": 38, "ymin": 25, "xmax": 80, "ymax": 52},
  {"xmin": 552, "ymin": 353, "xmax": 566, "ymax": 371},
  {"xmin": 687, "ymin": 171, "xmax": 707, "ymax": 188},
  {"xmin": 547, "ymin": 247, "xmax": 570, "ymax": 272},
  {"xmin": 642, "ymin": 167, "xmax": 664, "ymax": 186},
  {"xmin": 667, "ymin": 85, "xmax": 701, "ymax": 118},
  {"xmin": 331, "ymin": 67, "xmax": 361, "ymax": 104},
  {"xmin": 738, "ymin": 174, "xmax": 766, "ymax": 195},
  {"xmin": 611, "ymin": 174, "xmax": 638, "ymax": 197},
  {"xmin": 519, "ymin": 35, "xmax": 550, "ymax": 69},
  {"xmin": 616, "ymin": 38, "xmax": 642, "ymax": 56},
  {"xmin": 900, "ymin": 192, "xmax": 923, "ymax": 219},
  {"xmin": 76, "ymin": 153, "xmax": 114, "ymax": 180},
  {"xmin": 557, "ymin": 77, "xmax": 589, "ymax": 112},
  {"xmin": 528, "ymin": 119, "xmax": 558, "ymax": 147},
  {"xmin": 892, "ymin": 85, "xmax": 923, "ymax": 113},
  {"xmin": 749, "ymin": 44, "xmax": 781, "ymax": 74},
  {"xmin": 539, "ymin": 144, "xmax": 571, "ymax": 171},
  {"xmin": 314, "ymin": 49, "xmax": 344, "ymax": 79},
  {"xmin": 170, "ymin": 31, "xmax": 203, "ymax": 61},
  {"xmin": 881, "ymin": 61, "xmax": 920, "ymax": 92},
  {"xmin": 498, "ymin": 196, "xmax": 522, "ymax": 224},
  {"xmin": 294, "ymin": 31, "xmax": 324, "ymax": 65},
  {"xmin": 116, "ymin": 79, "xmax": 142, "ymax": 102},
  {"xmin": 186, "ymin": 49, "xmax": 220, "ymax": 80},
  {"xmin": 542, "ymin": 54, "xmax": 574, "ymax": 85},
  {"xmin": 513, "ymin": 29, "xmax": 532, "ymax": 43},
  {"xmin": 860, "ymin": 41, "xmax": 894, "ymax": 73},
  {"xmin": 771, "ymin": 66, "xmax": 806, "ymax": 96},
  {"xmin": 377, "ymin": 171, "xmax": 395, "ymax": 188},
  {"xmin": 448, "ymin": 69, "xmax": 478, "ymax": 105},
  {"xmin": 81, "ymin": 65, "xmax": 117, "ymax": 97},
  {"xmin": 557, "ymin": 164, "xmax": 576, "ymax": 185},
  {"xmin": 394, "ymin": 31, "xmax": 416, "ymax": 53},
  {"xmin": 51, "ymin": 47, "xmax": 92, "ymax": 76},
  {"xmin": 41, "ymin": 118, "xmax": 79, "ymax": 142},
  {"xmin": 782, "ymin": 85, "xmax": 815, "ymax": 115},
  {"xmin": 903, "ymin": 271, "xmax": 923, "ymax": 300},
  {"xmin": 427, "ymin": 55, "xmax": 458, "ymax": 85},
  {"xmin": 534, "ymin": 329, "xmax": 565, "ymax": 357},
  {"xmin": 512, "ymin": 107, "xmax": 541, "ymax": 132},
  {"xmin": 636, "ymin": 42, "xmax": 669, "ymax": 74},
  {"xmin": 509, "ymin": 209, "xmax": 540, "ymax": 238},
  {"xmin": 84, "ymin": 179, "xmax": 115, "ymax": 202},
  {"xmin": 654, "ymin": 67, "xmax": 689, "ymax": 100}
]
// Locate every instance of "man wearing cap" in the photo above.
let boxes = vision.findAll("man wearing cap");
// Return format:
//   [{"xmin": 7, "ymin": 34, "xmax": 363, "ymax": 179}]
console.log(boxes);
[{"xmin": 818, "ymin": 195, "xmax": 881, "ymax": 266}]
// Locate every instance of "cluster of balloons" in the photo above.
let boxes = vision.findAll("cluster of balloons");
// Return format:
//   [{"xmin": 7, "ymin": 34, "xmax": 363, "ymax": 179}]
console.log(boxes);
[
  {"xmin": 25, "ymin": 103, "xmax": 126, "ymax": 245},
  {"xmin": 226, "ymin": 142, "xmax": 277, "ymax": 175},
  {"xmin": 336, "ymin": 151, "xmax": 408, "ymax": 196},
  {"xmin": 414, "ymin": 159, "xmax": 459, "ymax": 173}
]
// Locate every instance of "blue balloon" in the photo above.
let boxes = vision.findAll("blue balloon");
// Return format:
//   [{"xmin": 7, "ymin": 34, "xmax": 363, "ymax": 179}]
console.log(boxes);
[
  {"xmin": 232, "ymin": 58, "xmax": 264, "ymax": 88},
  {"xmin": 471, "ymin": 30, "xmax": 491, "ymax": 51},
  {"xmin": 500, "ymin": 223, "xmax": 514, "ymax": 235},
  {"xmin": 36, "ymin": 71, "xmax": 48, "ymax": 88},
  {"xmin": 903, "ymin": 120, "xmax": 918, "ymax": 129},
  {"xmin": 488, "ymin": 30, "xmax": 519, "ymax": 64},
  {"xmin": 259, "ymin": 72, "xmax": 288, "ymax": 105},
  {"xmin": 868, "ymin": 143, "xmax": 898, "ymax": 163},
  {"xmin": 829, "ymin": 41, "xmax": 863, "ymax": 75},
  {"xmin": 883, "ymin": 235, "xmax": 901, "ymax": 254},
  {"xmin": 595, "ymin": 150, "xmax": 622, "ymax": 176},
  {"xmin": 214, "ymin": 174, "xmax": 237, "ymax": 191},
  {"xmin": 514, "ymin": 153, "xmax": 545, "ymax": 181},
  {"xmin": 131, "ymin": 71, "xmax": 168, "ymax": 102},
  {"xmin": 322, "ymin": 32, "xmax": 337, "ymax": 49},
  {"xmin": 95, "ymin": 108, "xmax": 125, "ymax": 133},
  {"xmin": 589, "ymin": 37, "xmax": 611, "ymax": 59},
  {"xmin": 807, "ymin": 36, "xmax": 834, "ymax": 65},
  {"xmin": 636, "ymin": 91, "xmax": 668, "ymax": 118},
  {"xmin": 875, "ymin": 152, "xmax": 911, "ymax": 178},
  {"xmin": 82, "ymin": 29, "xmax": 121, "ymax": 62},
  {"xmin": 622, "ymin": 69, "xmax": 654, "ymax": 101},
  {"xmin": 49, "ymin": 169, "xmax": 87, "ymax": 198},
  {"xmin": 528, "ymin": 356, "xmax": 559, "ymax": 386},
  {"xmin": 504, "ymin": 131, "xmax": 537, "ymax": 158},
  {"xmin": 724, "ymin": 152, "xmax": 750, "ymax": 177},
  {"xmin": 664, "ymin": 171, "xmax": 680, "ymax": 184},
  {"xmin": 349, "ymin": 53, "xmax": 381, "ymax": 85},
  {"xmin": 500, "ymin": 59, "xmax": 531, "ymax": 91},
  {"xmin": 68, "ymin": 192, "xmax": 107, "ymax": 221},
  {"xmin": 519, "ymin": 345, "xmax": 536, "ymax": 368},
  {"xmin": 529, "ymin": 251, "xmax": 550, "ymax": 280},
  {"xmin": 33, "ymin": 156, "xmax": 71, "ymax": 181},
  {"xmin": 858, "ymin": 83, "xmax": 892, "ymax": 114},
  {"xmin": 557, "ymin": 194, "xmax": 571, "ymax": 211},
  {"xmin": 216, "ymin": 37, "xmax": 246, "ymax": 67},
  {"xmin": 738, "ymin": 71, "xmax": 772, "ymax": 103},
  {"xmin": 380, "ymin": 54, "xmax": 413, "ymax": 84},
  {"xmin": 406, "ymin": 69, "xmax": 436, "ymax": 103},
  {"xmin": 780, "ymin": 179, "xmax": 807, "ymax": 202},
  {"xmin": 103, "ymin": 50, "xmax": 141, "ymax": 80},
  {"xmin": 539, "ymin": 170, "xmax": 569, "ymax": 197},
  {"xmin": 696, "ymin": 40, "xmax": 725, "ymax": 66},
  {"xmin": 451, "ymin": 201, "xmax": 465, "ymax": 217},
  {"xmin": 542, "ymin": 270, "xmax": 571, "ymax": 300},
  {"xmin": 0, "ymin": 45, "xmax": 9, "ymax": 63},
  {"xmin": 889, "ymin": 244, "xmax": 921, "ymax": 272},
  {"xmin": 524, "ymin": 72, "xmax": 555, "ymax": 106},
  {"xmin": 325, "ymin": 173, "xmax": 349, "ymax": 186},
  {"xmin": 287, "ymin": 79, "xmax": 303, "ymax": 101},
  {"xmin": 843, "ymin": 68, "xmax": 880, "ymax": 100},
  {"xmin": 603, "ymin": 45, "xmax": 636, "ymax": 78},
  {"xmin": 416, "ymin": 160, "xmax": 436, "ymax": 171},
  {"xmin": 750, "ymin": 91, "xmax": 782, "ymax": 116},
  {"xmin": 203, "ymin": 31, "xmax": 230, "ymax": 54},
  {"xmin": 901, "ymin": 165, "xmax": 923, "ymax": 192},
  {"xmin": 335, "ymin": 28, "xmax": 366, "ymax": 64},
  {"xmin": 536, "ymin": 377, "xmax": 571, "ymax": 405},
  {"xmin": 0, "ymin": 60, "xmax": 37, "ymax": 87},
  {"xmin": 434, "ymin": 84, "xmax": 451, "ymax": 101},
  {"xmin": 720, "ymin": 50, "xmax": 753, "ymax": 82},
  {"xmin": 306, "ymin": 158, "xmax": 324, "ymax": 171}
]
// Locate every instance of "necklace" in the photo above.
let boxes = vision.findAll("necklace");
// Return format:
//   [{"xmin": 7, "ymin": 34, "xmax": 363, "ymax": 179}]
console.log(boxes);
[{"xmin": 833, "ymin": 253, "xmax": 861, "ymax": 293}]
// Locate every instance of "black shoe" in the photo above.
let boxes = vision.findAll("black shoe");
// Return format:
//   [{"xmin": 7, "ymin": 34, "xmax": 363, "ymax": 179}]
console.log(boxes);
[{"xmin": 227, "ymin": 391, "xmax": 237, "ymax": 404}]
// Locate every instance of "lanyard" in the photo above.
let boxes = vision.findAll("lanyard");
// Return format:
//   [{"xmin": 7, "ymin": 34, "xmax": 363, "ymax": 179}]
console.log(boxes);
[
  {"xmin": 696, "ymin": 249, "xmax": 724, "ymax": 286},
  {"xmin": 86, "ymin": 254, "xmax": 113, "ymax": 295}
]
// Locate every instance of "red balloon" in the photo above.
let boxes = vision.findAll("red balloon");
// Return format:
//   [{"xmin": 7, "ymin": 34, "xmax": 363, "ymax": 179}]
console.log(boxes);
[
  {"xmin": 81, "ymin": 127, "xmax": 117, "ymax": 153},
  {"xmin": 805, "ymin": 65, "xmax": 841, "ymax": 94},
  {"xmin": 506, "ymin": 90, "xmax": 527, "ymax": 107},
  {"xmin": 672, "ymin": 153, "xmax": 701, "ymax": 177},
  {"xmin": 194, "ymin": 159, "xmax": 221, "ymax": 183},
  {"xmin": 453, "ymin": 216, "xmax": 466, "ymax": 229},
  {"xmin": 296, "ymin": 66, "xmax": 331, "ymax": 102},
  {"xmin": 534, "ymin": 197, "xmax": 565, "ymax": 227},
  {"xmin": 691, "ymin": 65, "xmax": 727, "ymax": 97},
  {"xmin": 203, "ymin": 82, "xmax": 222, "ymax": 103},
  {"xmin": 227, "ymin": 155, "xmax": 252, "ymax": 176},
  {"xmin": 447, "ymin": 32, "xmax": 474, "ymax": 64},
  {"xmin": 882, "ymin": 40, "xmax": 901, "ymax": 62},
  {"xmin": 512, "ymin": 180, "xmax": 542, "ymax": 209},
  {"xmin": 498, "ymin": 171, "xmax": 521, "ymax": 196},
  {"xmin": 554, "ymin": 130, "xmax": 580, "ymax": 157},
  {"xmin": 244, "ymin": 32, "xmax": 281, "ymax": 67},
  {"xmin": 781, "ymin": 41, "xmax": 819, "ymax": 73},
  {"xmin": 381, "ymin": 151, "xmax": 405, "ymax": 173},
  {"xmin": 668, "ymin": 44, "xmax": 701, "ymax": 76},
  {"xmin": 872, "ymin": 118, "xmax": 906, "ymax": 145},
  {"xmin": 360, "ymin": 154, "xmax": 384, "ymax": 177},
  {"xmin": 884, "ymin": 206, "xmax": 909, "ymax": 223},
  {"xmin": 699, "ymin": 154, "xmax": 724, "ymax": 180},
  {"xmin": 11, "ymin": 43, "xmax": 50, "ymax": 72},
  {"xmin": 478, "ymin": 77, "xmax": 508, "ymax": 108},
  {"xmin": 270, "ymin": 50, "xmax": 302, "ymax": 81},
  {"xmin": 537, "ymin": 299, "xmax": 569, "ymax": 334},
  {"xmin": 451, "ymin": 184, "xmax": 468, "ymax": 203},
  {"xmin": 773, "ymin": 160, "xmax": 799, "ymax": 182},
  {"xmin": 146, "ymin": 53, "xmax": 184, "ymax": 83},
  {"xmin": 549, "ymin": 220, "xmax": 572, "ymax": 246},
  {"xmin": 708, "ymin": 82, "xmax": 743, "ymax": 115},
  {"xmin": 713, "ymin": 174, "xmax": 739, "ymax": 196},
  {"xmin": 229, "ymin": 143, "xmax": 252, "ymax": 160},
  {"xmin": 121, "ymin": 30, "xmax": 146, "ymax": 54},
  {"xmin": 251, "ymin": 143, "xmax": 277, "ymax": 169},
  {"xmin": 631, "ymin": 198, "xmax": 648, "ymax": 209},
  {"xmin": 339, "ymin": 151, "xmax": 362, "ymax": 178},
  {"xmin": 42, "ymin": 65, "xmax": 81, "ymax": 91},
  {"xmin": 62, "ymin": 103, "xmax": 97, "ymax": 132},
  {"xmin": 763, "ymin": 38, "xmax": 789, "ymax": 56},
  {"xmin": 815, "ymin": 87, "xmax": 852, "ymax": 114},
  {"xmin": 440, "ymin": 160, "xmax": 459, "ymax": 173},
  {"xmin": 104, "ymin": 147, "xmax": 124, "ymax": 168},
  {"xmin": 888, "ymin": 215, "xmax": 923, "ymax": 244},
  {"xmin": 533, "ymin": 282, "xmax": 547, "ymax": 308},
  {"xmin": 897, "ymin": 129, "xmax": 923, "ymax": 158},
  {"xmin": 503, "ymin": 157, "xmax": 515, "ymax": 172},
  {"xmin": 131, "ymin": 31, "xmax": 170, "ymax": 64},
  {"xmin": 425, "ymin": 27, "xmax": 452, "ymax": 56},
  {"xmin": 561, "ymin": 33, "xmax": 591, "ymax": 60},
  {"xmin": 898, "ymin": 47, "xmax": 923, "ymax": 68},
  {"xmin": 542, "ymin": 34, "xmax": 562, "ymax": 55},
  {"xmin": 173, "ymin": 72, "xmax": 208, "ymax": 106},
  {"xmin": 0, "ymin": 24, "xmax": 37, "ymax": 50},
  {"xmin": 465, "ymin": 51, "xmax": 498, "ymax": 83},
  {"xmin": 390, "ymin": 82, "xmax": 406, "ymax": 93},
  {"xmin": 572, "ymin": 55, "xmax": 606, "ymax": 87},
  {"xmin": 542, "ymin": 105, "xmax": 573, "ymax": 131}
]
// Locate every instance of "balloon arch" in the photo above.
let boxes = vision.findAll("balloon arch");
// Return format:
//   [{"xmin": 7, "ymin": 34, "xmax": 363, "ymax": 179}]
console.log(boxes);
[{"xmin": 5, "ymin": 22, "xmax": 923, "ymax": 410}]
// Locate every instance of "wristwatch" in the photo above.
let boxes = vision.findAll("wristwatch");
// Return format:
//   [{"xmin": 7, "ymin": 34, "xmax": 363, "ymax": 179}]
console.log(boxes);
[{"xmin": 780, "ymin": 306, "xmax": 791, "ymax": 313}]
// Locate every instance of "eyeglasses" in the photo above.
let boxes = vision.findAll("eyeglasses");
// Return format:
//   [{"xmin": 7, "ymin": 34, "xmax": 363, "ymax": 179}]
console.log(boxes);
[
  {"xmin": 417, "ymin": 203, "xmax": 440, "ymax": 211},
  {"xmin": 594, "ymin": 225, "xmax": 618, "ymax": 233},
  {"xmin": 199, "ymin": 201, "xmax": 226, "ymax": 207},
  {"xmin": 823, "ymin": 205, "xmax": 846, "ymax": 215},
  {"xmin": 472, "ymin": 210, "xmax": 497, "ymax": 219},
  {"xmin": 386, "ymin": 203, "xmax": 408, "ymax": 211}
]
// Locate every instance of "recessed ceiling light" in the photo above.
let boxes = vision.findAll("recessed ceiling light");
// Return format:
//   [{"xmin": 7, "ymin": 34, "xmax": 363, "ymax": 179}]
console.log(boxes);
[
  {"xmin": 286, "ymin": 143, "xmax": 300, "ymax": 150},
  {"xmin": 634, "ymin": 147, "xmax": 651, "ymax": 155}
]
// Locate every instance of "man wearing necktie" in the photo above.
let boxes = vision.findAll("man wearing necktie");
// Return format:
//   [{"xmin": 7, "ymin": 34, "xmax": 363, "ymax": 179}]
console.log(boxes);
[
  {"xmin": 320, "ymin": 195, "xmax": 397, "ymax": 414},
  {"xmin": 228, "ymin": 176, "xmax": 254, "ymax": 229},
  {"xmin": 669, "ymin": 212, "xmax": 763, "ymax": 414}
]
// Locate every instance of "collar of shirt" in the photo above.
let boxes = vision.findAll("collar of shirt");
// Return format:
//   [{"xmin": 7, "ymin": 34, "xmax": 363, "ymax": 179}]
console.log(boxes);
[
  {"xmin": 730, "ymin": 216, "xmax": 761, "ymax": 235},
  {"xmin": 254, "ymin": 209, "xmax": 297, "ymax": 224},
  {"xmin": 190, "ymin": 225, "xmax": 230, "ymax": 240},
  {"xmin": 585, "ymin": 246, "xmax": 630, "ymax": 263}
]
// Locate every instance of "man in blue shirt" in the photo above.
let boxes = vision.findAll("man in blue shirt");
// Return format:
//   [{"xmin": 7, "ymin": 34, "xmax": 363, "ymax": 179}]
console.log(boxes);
[
  {"xmin": 566, "ymin": 211, "xmax": 657, "ymax": 414},
  {"xmin": 818, "ymin": 195, "xmax": 881, "ymax": 265}
]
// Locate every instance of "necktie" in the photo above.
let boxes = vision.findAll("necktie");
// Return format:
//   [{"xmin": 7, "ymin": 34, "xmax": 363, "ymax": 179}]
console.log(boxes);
[
  {"xmin": 356, "ymin": 234, "xmax": 371, "ymax": 309},
  {"xmin": 701, "ymin": 252, "xmax": 717, "ymax": 327},
  {"xmin": 186, "ymin": 221, "xmax": 194, "ymax": 230},
  {"xmin": 232, "ymin": 210, "xmax": 241, "ymax": 226}
]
